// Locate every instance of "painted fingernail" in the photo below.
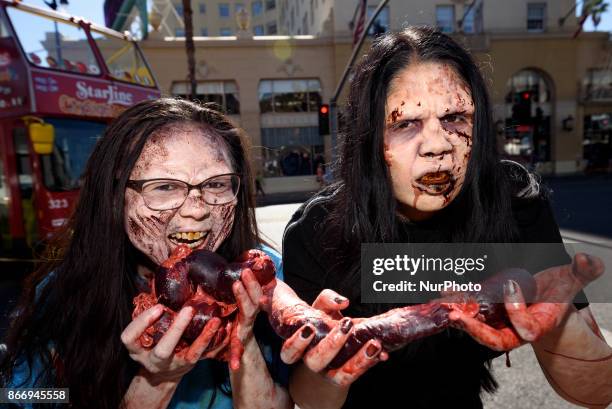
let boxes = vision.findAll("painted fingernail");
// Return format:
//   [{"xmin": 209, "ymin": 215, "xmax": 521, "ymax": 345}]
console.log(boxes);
[
  {"xmin": 504, "ymin": 280, "xmax": 518, "ymax": 297},
  {"xmin": 334, "ymin": 296, "xmax": 347, "ymax": 304},
  {"xmin": 366, "ymin": 343, "xmax": 381, "ymax": 358},
  {"xmin": 340, "ymin": 318, "xmax": 353, "ymax": 334},
  {"xmin": 301, "ymin": 326, "xmax": 313, "ymax": 339}
]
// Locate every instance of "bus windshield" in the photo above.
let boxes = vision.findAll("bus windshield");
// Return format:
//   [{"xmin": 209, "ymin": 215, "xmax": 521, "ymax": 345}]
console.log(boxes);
[
  {"xmin": 90, "ymin": 29, "xmax": 155, "ymax": 87},
  {"xmin": 6, "ymin": 6, "xmax": 101, "ymax": 75},
  {"xmin": 41, "ymin": 118, "xmax": 105, "ymax": 191}
]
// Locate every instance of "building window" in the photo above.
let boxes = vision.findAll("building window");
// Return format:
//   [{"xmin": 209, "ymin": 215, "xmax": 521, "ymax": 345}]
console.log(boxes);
[
  {"xmin": 235, "ymin": 3, "xmax": 245, "ymax": 12},
  {"xmin": 436, "ymin": 5, "xmax": 455, "ymax": 33},
  {"xmin": 504, "ymin": 69, "xmax": 552, "ymax": 163},
  {"xmin": 219, "ymin": 3, "xmax": 230, "ymax": 18},
  {"xmin": 252, "ymin": 1, "xmax": 263, "ymax": 17},
  {"xmin": 254, "ymin": 25, "xmax": 265, "ymax": 35},
  {"xmin": 174, "ymin": 28, "xmax": 185, "ymax": 37},
  {"xmin": 527, "ymin": 3, "xmax": 546, "ymax": 31},
  {"xmin": 266, "ymin": 0, "xmax": 276, "ymax": 11},
  {"xmin": 171, "ymin": 81, "xmax": 240, "ymax": 114},
  {"xmin": 200, "ymin": 28, "xmax": 208, "ymax": 36},
  {"xmin": 258, "ymin": 82, "xmax": 324, "ymax": 177},
  {"xmin": 258, "ymin": 79, "xmax": 322, "ymax": 113},
  {"xmin": 175, "ymin": 4, "xmax": 184, "ymax": 17},
  {"xmin": 583, "ymin": 69, "xmax": 612, "ymax": 101},
  {"xmin": 219, "ymin": 27, "xmax": 232, "ymax": 36},
  {"xmin": 583, "ymin": 113, "xmax": 612, "ymax": 170},
  {"xmin": 290, "ymin": 7, "xmax": 295, "ymax": 30},
  {"xmin": 367, "ymin": 5, "xmax": 390, "ymax": 36},
  {"xmin": 462, "ymin": 3, "xmax": 481, "ymax": 33},
  {"xmin": 310, "ymin": 0, "xmax": 314, "ymax": 24},
  {"xmin": 267, "ymin": 22, "xmax": 278, "ymax": 34},
  {"xmin": 199, "ymin": 2, "xmax": 206, "ymax": 14},
  {"xmin": 261, "ymin": 129, "xmax": 324, "ymax": 177}
]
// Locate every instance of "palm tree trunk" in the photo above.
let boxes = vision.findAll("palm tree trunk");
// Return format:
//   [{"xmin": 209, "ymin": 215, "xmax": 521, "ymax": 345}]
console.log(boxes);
[{"xmin": 182, "ymin": 0, "xmax": 197, "ymax": 99}]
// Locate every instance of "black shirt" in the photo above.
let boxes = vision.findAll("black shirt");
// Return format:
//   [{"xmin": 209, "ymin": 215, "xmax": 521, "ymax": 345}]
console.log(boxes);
[{"xmin": 282, "ymin": 185, "xmax": 588, "ymax": 409}]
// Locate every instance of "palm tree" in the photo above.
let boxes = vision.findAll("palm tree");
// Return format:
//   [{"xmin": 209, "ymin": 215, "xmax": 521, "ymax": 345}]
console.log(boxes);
[
  {"xmin": 182, "ymin": 0, "xmax": 197, "ymax": 99},
  {"xmin": 575, "ymin": 0, "xmax": 610, "ymax": 38},
  {"xmin": 590, "ymin": 0, "xmax": 609, "ymax": 29}
]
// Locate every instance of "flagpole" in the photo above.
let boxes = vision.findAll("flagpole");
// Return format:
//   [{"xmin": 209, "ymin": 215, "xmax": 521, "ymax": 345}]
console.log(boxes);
[{"xmin": 329, "ymin": 0, "xmax": 390, "ymax": 176}]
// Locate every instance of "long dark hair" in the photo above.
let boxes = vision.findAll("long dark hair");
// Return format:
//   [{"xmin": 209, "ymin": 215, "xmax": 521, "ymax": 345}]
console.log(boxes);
[
  {"xmin": 317, "ymin": 26, "xmax": 523, "ymax": 395},
  {"xmin": 326, "ymin": 26, "xmax": 517, "ymax": 260},
  {"xmin": 0, "ymin": 98, "xmax": 260, "ymax": 409}
]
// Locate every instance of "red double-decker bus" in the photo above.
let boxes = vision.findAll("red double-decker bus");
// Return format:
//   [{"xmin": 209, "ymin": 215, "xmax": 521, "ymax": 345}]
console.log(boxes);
[{"xmin": 0, "ymin": 0, "xmax": 160, "ymax": 260}]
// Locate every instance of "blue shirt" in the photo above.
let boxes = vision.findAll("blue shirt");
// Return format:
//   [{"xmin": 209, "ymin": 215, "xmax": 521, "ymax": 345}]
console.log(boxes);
[{"xmin": 5, "ymin": 245, "xmax": 288, "ymax": 409}]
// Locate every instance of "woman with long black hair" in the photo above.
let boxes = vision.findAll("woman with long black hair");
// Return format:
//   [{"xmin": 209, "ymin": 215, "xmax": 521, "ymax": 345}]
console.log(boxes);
[
  {"xmin": 282, "ymin": 27, "xmax": 612, "ymax": 408},
  {"xmin": 0, "ymin": 98, "xmax": 292, "ymax": 409}
]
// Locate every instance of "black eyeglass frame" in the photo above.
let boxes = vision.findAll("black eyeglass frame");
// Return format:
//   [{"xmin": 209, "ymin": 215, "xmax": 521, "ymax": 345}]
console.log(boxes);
[{"xmin": 126, "ymin": 173, "xmax": 242, "ymax": 210}]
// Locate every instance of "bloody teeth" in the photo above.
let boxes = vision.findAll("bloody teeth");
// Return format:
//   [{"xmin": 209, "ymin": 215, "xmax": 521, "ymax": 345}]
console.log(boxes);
[{"xmin": 418, "ymin": 171, "xmax": 450, "ymax": 185}]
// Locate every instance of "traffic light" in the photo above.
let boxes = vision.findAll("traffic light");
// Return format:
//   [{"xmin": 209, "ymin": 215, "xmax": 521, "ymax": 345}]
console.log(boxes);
[{"xmin": 318, "ymin": 104, "xmax": 330, "ymax": 135}]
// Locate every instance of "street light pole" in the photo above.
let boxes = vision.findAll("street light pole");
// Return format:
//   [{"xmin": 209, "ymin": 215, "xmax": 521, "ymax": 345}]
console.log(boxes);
[
  {"xmin": 329, "ymin": 0, "xmax": 390, "ymax": 174},
  {"xmin": 44, "ymin": 0, "xmax": 69, "ymax": 69}
]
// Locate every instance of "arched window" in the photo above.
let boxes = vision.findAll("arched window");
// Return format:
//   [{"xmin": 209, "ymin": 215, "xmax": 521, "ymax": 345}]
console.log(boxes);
[{"xmin": 503, "ymin": 69, "xmax": 553, "ymax": 166}]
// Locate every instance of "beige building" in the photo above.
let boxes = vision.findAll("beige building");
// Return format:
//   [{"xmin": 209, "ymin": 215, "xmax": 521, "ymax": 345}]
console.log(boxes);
[
  {"xmin": 108, "ymin": 0, "xmax": 612, "ymax": 192},
  {"xmin": 158, "ymin": 0, "xmax": 280, "ymax": 37}
]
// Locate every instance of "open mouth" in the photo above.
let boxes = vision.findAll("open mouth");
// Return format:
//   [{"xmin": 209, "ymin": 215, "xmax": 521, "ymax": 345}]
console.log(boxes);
[
  {"xmin": 415, "ymin": 171, "xmax": 453, "ymax": 195},
  {"xmin": 168, "ymin": 231, "xmax": 209, "ymax": 249}
]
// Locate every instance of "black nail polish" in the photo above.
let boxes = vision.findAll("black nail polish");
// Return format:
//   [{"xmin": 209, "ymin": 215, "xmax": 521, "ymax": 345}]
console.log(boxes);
[
  {"xmin": 301, "ymin": 326, "xmax": 313, "ymax": 339},
  {"xmin": 334, "ymin": 296, "xmax": 346, "ymax": 304},
  {"xmin": 340, "ymin": 318, "xmax": 353, "ymax": 334},
  {"xmin": 366, "ymin": 344, "xmax": 380, "ymax": 358}
]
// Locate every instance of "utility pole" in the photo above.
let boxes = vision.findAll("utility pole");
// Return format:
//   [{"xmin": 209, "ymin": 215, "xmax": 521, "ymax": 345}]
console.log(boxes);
[{"xmin": 181, "ymin": 0, "xmax": 197, "ymax": 99}]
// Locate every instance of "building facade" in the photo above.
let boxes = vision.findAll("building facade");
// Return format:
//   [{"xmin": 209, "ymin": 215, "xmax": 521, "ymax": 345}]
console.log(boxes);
[{"xmin": 107, "ymin": 0, "xmax": 612, "ymax": 192}]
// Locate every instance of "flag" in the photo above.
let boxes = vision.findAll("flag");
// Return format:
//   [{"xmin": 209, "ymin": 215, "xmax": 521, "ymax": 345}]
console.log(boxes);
[{"xmin": 353, "ymin": 0, "xmax": 367, "ymax": 46}]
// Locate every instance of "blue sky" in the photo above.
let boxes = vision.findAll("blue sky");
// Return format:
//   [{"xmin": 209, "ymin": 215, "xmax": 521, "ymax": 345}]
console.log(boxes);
[
  {"xmin": 16, "ymin": 0, "xmax": 612, "ymax": 34},
  {"xmin": 22, "ymin": 0, "xmax": 106, "ymax": 26}
]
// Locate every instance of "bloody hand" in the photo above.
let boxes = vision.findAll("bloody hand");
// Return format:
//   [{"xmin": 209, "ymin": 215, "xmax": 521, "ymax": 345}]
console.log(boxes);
[
  {"xmin": 131, "ymin": 245, "xmax": 276, "ymax": 365},
  {"xmin": 448, "ymin": 253, "xmax": 605, "ymax": 350},
  {"xmin": 278, "ymin": 288, "xmax": 388, "ymax": 387}
]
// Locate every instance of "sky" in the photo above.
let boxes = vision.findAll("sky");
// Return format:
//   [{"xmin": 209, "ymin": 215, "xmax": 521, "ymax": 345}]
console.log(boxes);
[
  {"xmin": 23, "ymin": 0, "xmax": 106, "ymax": 26},
  {"xmin": 15, "ymin": 0, "xmax": 612, "ymax": 34}
]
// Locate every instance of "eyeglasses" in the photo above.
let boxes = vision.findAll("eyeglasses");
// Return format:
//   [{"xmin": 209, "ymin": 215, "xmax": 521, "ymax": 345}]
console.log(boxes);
[{"xmin": 127, "ymin": 173, "xmax": 241, "ymax": 211}]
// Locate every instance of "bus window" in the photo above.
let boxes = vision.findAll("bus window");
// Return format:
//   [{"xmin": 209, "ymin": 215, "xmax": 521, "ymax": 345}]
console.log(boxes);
[
  {"xmin": 13, "ymin": 127, "xmax": 36, "ymax": 246},
  {"xmin": 90, "ymin": 30, "xmax": 155, "ymax": 87},
  {"xmin": 13, "ymin": 128, "xmax": 32, "ymax": 199},
  {"xmin": 40, "ymin": 119, "xmax": 105, "ymax": 192},
  {"xmin": 6, "ymin": 6, "xmax": 100, "ymax": 75}
]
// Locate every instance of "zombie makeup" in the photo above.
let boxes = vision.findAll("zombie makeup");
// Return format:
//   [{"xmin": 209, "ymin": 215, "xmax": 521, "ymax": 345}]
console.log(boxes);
[
  {"xmin": 124, "ymin": 122, "xmax": 237, "ymax": 266},
  {"xmin": 384, "ymin": 61, "xmax": 474, "ymax": 220}
]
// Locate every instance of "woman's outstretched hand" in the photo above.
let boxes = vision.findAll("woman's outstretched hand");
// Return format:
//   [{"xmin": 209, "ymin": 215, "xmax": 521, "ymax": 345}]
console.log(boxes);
[
  {"xmin": 449, "ymin": 253, "xmax": 605, "ymax": 350},
  {"xmin": 121, "ymin": 304, "xmax": 225, "ymax": 384},
  {"xmin": 280, "ymin": 289, "xmax": 388, "ymax": 387}
]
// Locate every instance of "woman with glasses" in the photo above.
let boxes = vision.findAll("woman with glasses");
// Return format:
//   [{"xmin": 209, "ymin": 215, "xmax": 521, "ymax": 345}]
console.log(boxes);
[{"xmin": 1, "ymin": 98, "xmax": 292, "ymax": 409}]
